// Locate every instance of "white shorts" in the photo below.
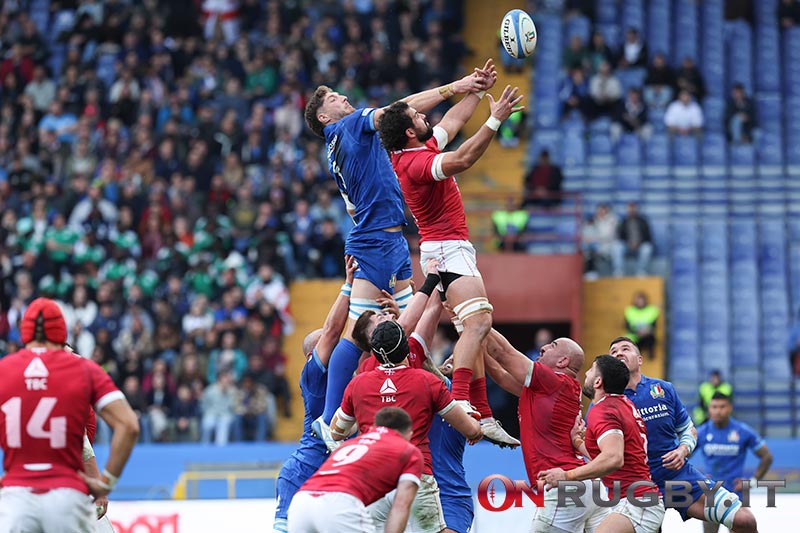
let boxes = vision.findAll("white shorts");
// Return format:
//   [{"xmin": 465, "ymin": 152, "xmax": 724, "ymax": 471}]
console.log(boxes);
[
  {"xmin": 420, "ymin": 240, "xmax": 481, "ymax": 279},
  {"xmin": 369, "ymin": 473, "xmax": 446, "ymax": 533},
  {"xmin": 94, "ymin": 515, "xmax": 115, "ymax": 533},
  {"xmin": 531, "ymin": 479, "xmax": 611, "ymax": 533},
  {"xmin": 288, "ymin": 491, "xmax": 375, "ymax": 533},
  {"xmin": 608, "ymin": 496, "xmax": 665, "ymax": 533},
  {"xmin": 0, "ymin": 486, "xmax": 95, "ymax": 533}
]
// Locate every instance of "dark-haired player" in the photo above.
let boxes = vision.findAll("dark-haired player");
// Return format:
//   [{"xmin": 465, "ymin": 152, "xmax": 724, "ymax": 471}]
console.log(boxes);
[
  {"xmin": 0, "ymin": 298, "xmax": 139, "ymax": 532},
  {"xmin": 288, "ymin": 407, "xmax": 422, "ymax": 533},
  {"xmin": 330, "ymin": 321, "xmax": 481, "ymax": 532},
  {"xmin": 609, "ymin": 337, "xmax": 758, "ymax": 532},
  {"xmin": 540, "ymin": 355, "xmax": 665, "ymax": 533},
  {"xmin": 696, "ymin": 392, "xmax": 772, "ymax": 533},
  {"xmin": 377, "ymin": 77, "xmax": 523, "ymax": 449},
  {"xmin": 303, "ymin": 62, "xmax": 496, "ymax": 443}
]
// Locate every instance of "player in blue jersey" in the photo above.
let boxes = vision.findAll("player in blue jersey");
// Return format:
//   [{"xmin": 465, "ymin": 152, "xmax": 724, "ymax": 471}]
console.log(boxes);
[
  {"xmin": 609, "ymin": 337, "xmax": 758, "ymax": 533},
  {"xmin": 430, "ymin": 355, "xmax": 473, "ymax": 533},
  {"xmin": 696, "ymin": 392, "xmax": 772, "ymax": 533},
  {"xmin": 302, "ymin": 62, "xmax": 501, "ymax": 443},
  {"xmin": 272, "ymin": 257, "xmax": 356, "ymax": 533}
]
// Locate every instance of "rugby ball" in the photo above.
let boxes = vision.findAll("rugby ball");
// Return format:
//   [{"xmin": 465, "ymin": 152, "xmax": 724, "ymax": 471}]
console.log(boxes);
[{"xmin": 500, "ymin": 9, "xmax": 537, "ymax": 59}]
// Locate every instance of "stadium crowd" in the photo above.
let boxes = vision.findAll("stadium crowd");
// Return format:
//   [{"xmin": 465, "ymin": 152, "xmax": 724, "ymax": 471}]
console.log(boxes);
[{"xmin": 0, "ymin": 0, "xmax": 468, "ymax": 444}]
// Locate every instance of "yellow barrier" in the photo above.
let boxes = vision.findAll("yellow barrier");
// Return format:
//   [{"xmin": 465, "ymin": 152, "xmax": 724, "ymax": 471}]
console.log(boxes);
[{"xmin": 172, "ymin": 469, "xmax": 281, "ymax": 500}]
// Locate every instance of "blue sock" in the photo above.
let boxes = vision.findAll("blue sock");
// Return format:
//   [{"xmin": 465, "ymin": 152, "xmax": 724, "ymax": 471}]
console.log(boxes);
[{"xmin": 322, "ymin": 338, "xmax": 363, "ymax": 423}]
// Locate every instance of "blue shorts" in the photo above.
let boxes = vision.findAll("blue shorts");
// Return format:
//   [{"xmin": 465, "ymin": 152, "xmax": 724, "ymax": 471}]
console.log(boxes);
[
  {"xmin": 655, "ymin": 462, "xmax": 710, "ymax": 521},
  {"xmin": 440, "ymin": 494, "xmax": 473, "ymax": 533},
  {"xmin": 274, "ymin": 456, "xmax": 324, "ymax": 520},
  {"xmin": 346, "ymin": 229, "xmax": 412, "ymax": 293}
]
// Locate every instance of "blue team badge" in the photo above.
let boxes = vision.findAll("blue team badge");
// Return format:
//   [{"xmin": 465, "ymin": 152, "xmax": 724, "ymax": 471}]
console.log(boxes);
[
  {"xmin": 728, "ymin": 430, "xmax": 740, "ymax": 443},
  {"xmin": 649, "ymin": 384, "xmax": 665, "ymax": 399}
]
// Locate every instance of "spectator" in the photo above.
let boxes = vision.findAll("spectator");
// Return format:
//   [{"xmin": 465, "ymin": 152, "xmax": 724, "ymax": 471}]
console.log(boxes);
[
  {"xmin": 664, "ymin": 89, "xmax": 704, "ymax": 135},
  {"xmin": 580, "ymin": 203, "xmax": 619, "ymax": 277},
  {"xmin": 623, "ymin": 291, "xmax": 660, "ymax": 360},
  {"xmin": 122, "ymin": 375, "xmax": 149, "ymax": 443},
  {"xmin": 233, "ymin": 372, "xmax": 275, "ymax": 441},
  {"xmin": 725, "ymin": 83, "xmax": 757, "ymax": 144},
  {"xmin": 675, "ymin": 56, "xmax": 706, "ymax": 101},
  {"xmin": 523, "ymin": 150, "xmax": 563, "ymax": 208},
  {"xmin": 613, "ymin": 202, "xmax": 654, "ymax": 276},
  {"xmin": 208, "ymin": 330, "xmax": 248, "ymax": 383},
  {"xmin": 779, "ymin": 0, "xmax": 800, "ymax": 29},
  {"xmin": 525, "ymin": 328, "xmax": 554, "ymax": 360},
  {"xmin": 562, "ymin": 35, "xmax": 589, "ymax": 71},
  {"xmin": 491, "ymin": 197, "xmax": 529, "ymax": 252},
  {"xmin": 172, "ymin": 384, "xmax": 201, "ymax": 442},
  {"xmin": 788, "ymin": 308, "xmax": 800, "ymax": 377},
  {"xmin": 312, "ymin": 218, "xmax": 346, "ymax": 278},
  {"xmin": 589, "ymin": 60, "xmax": 623, "ymax": 118},
  {"xmin": 693, "ymin": 370, "xmax": 733, "ymax": 425},
  {"xmin": 643, "ymin": 52, "xmax": 676, "ymax": 109},
  {"xmin": 23, "ymin": 65, "xmax": 56, "ymax": 113},
  {"xmin": 559, "ymin": 67, "xmax": 592, "ymax": 120},
  {"xmin": 182, "ymin": 296, "xmax": 215, "ymax": 346},
  {"xmin": 587, "ymin": 31, "xmax": 614, "ymax": 74},
  {"xmin": 200, "ymin": 370, "xmax": 238, "ymax": 446},
  {"xmin": 611, "ymin": 88, "xmax": 651, "ymax": 142},
  {"xmin": 259, "ymin": 336, "xmax": 291, "ymax": 418},
  {"xmin": 145, "ymin": 369, "xmax": 175, "ymax": 442},
  {"xmin": 617, "ymin": 27, "xmax": 648, "ymax": 69}
]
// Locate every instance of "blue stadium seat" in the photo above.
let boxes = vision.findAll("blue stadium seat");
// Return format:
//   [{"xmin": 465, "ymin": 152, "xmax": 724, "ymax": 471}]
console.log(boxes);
[
  {"xmin": 645, "ymin": 134, "xmax": 670, "ymax": 168},
  {"xmin": 564, "ymin": 15, "xmax": 591, "ymax": 47},
  {"xmin": 646, "ymin": 0, "xmax": 671, "ymax": 59},
  {"xmin": 534, "ymin": 98, "xmax": 561, "ymax": 129},
  {"xmin": 757, "ymin": 132, "xmax": 785, "ymax": 167},
  {"xmin": 616, "ymin": 134, "xmax": 642, "ymax": 166},
  {"xmin": 756, "ymin": 93, "xmax": 783, "ymax": 134},
  {"xmin": 701, "ymin": 133, "xmax": 727, "ymax": 175},
  {"xmin": 729, "ymin": 143, "xmax": 756, "ymax": 178},
  {"xmin": 562, "ymin": 134, "xmax": 586, "ymax": 167},
  {"xmin": 702, "ymin": 97, "xmax": 725, "ymax": 133},
  {"xmin": 588, "ymin": 133, "xmax": 613, "ymax": 166},
  {"xmin": 621, "ymin": 0, "xmax": 645, "ymax": 33},
  {"xmin": 596, "ymin": 23, "xmax": 621, "ymax": 50},
  {"xmin": 596, "ymin": 0, "xmax": 619, "ymax": 24},
  {"xmin": 673, "ymin": 0, "xmax": 699, "ymax": 62},
  {"xmin": 726, "ymin": 21, "xmax": 754, "ymax": 93},
  {"xmin": 529, "ymin": 130, "xmax": 563, "ymax": 165},
  {"xmin": 617, "ymin": 68, "xmax": 646, "ymax": 93},
  {"xmin": 672, "ymin": 136, "xmax": 699, "ymax": 167}
]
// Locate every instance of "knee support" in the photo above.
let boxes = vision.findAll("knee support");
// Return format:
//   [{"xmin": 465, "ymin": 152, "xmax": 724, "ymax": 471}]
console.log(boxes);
[
  {"xmin": 452, "ymin": 297, "xmax": 493, "ymax": 322},
  {"xmin": 704, "ymin": 485, "xmax": 741, "ymax": 529}
]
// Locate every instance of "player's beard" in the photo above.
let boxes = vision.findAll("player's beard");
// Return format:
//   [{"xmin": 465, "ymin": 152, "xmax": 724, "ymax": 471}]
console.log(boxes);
[
  {"xmin": 416, "ymin": 123, "xmax": 434, "ymax": 143},
  {"xmin": 581, "ymin": 383, "xmax": 594, "ymax": 400}
]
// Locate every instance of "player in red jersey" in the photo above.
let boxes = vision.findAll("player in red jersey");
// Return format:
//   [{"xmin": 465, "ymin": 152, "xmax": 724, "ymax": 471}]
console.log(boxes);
[
  {"xmin": 482, "ymin": 331, "xmax": 609, "ymax": 532},
  {"xmin": 0, "ymin": 298, "xmax": 140, "ymax": 533},
  {"xmin": 539, "ymin": 355, "xmax": 666, "ymax": 533},
  {"xmin": 289, "ymin": 407, "xmax": 423, "ymax": 533},
  {"xmin": 330, "ymin": 321, "xmax": 481, "ymax": 533},
  {"xmin": 378, "ymin": 69, "xmax": 523, "ymax": 449}
]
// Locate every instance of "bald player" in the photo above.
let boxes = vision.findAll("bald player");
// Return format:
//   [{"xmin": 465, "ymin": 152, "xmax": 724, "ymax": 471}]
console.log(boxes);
[
  {"xmin": 272, "ymin": 257, "xmax": 356, "ymax": 533},
  {"xmin": 484, "ymin": 332, "xmax": 610, "ymax": 532}
]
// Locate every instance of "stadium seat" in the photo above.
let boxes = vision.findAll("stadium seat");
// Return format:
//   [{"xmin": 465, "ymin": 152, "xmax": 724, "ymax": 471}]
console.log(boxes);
[
  {"xmin": 596, "ymin": 0, "xmax": 619, "ymax": 25},
  {"xmin": 756, "ymin": 93, "xmax": 783, "ymax": 135},
  {"xmin": 702, "ymin": 97, "xmax": 725, "ymax": 133},
  {"xmin": 562, "ymin": 134, "xmax": 587, "ymax": 167},
  {"xmin": 588, "ymin": 133, "xmax": 613, "ymax": 166},
  {"xmin": 672, "ymin": 136, "xmax": 699, "ymax": 167},
  {"xmin": 616, "ymin": 134, "xmax": 642, "ymax": 166},
  {"xmin": 673, "ymin": 0, "xmax": 699, "ymax": 63},
  {"xmin": 564, "ymin": 15, "xmax": 591, "ymax": 47},
  {"xmin": 617, "ymin": 68, "xmax": 646, "ymax": 93},
  {"xmin": 646, "ymin": 0, "xmax": 670, "ymax": 59}
]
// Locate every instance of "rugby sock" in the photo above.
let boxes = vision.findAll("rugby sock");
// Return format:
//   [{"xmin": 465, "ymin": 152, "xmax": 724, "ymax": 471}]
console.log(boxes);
[
  {"xmin": 452, "ymin": 368, "xmax": 473, "ymax": 402},
  {"xmin": 469, "ymin": 377, "xmax": 493, "ymax": 419},
  {"xmin": 322, "ymin": 338, "xmax": 363, "ymax": 424}
]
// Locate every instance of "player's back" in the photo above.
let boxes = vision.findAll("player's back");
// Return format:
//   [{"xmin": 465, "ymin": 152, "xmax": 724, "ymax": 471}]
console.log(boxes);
[
  {"xmin": 391, "ymin": 133, "xmax": 469, "ymax": 243},
  {"xmin": 343, "ymin": 365, "xmax": 454, "ymax": 474},
  {"xmin": 324, "ymin": 109, "xmax": 407, "ymax": 235},
  {"xmin": 518, "ymin": 362, "xmax": 584, "ymax": 480},
  {"xmin": 587, "ymin": 394, "xmax": 652, "ymax": 497},
  {"xmin": 296, "ymin": 349, "xmax": 328, "ymax": 458},
  {"xmin": 301, "ymin": 426, "xmax": 423, "ymax": 506},
  {"xmin": 0, "ymin": 347, "xmax": 121, "ymax": 493}
]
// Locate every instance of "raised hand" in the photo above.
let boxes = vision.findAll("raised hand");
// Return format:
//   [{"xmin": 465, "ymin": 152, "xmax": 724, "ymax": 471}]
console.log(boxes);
[
  {"xmin": 424, "ymin": 258, "xmax": 441, "ymax": 275},
  {"xmin": 377, "ymin": 290, "xmax": 400, "ymax": 318},
  {"xmin": 487, "ymin": 85, "xmax": 525, "ymax": 122},
  {"xmin": 344, "ymin": 255, "xmax": 357, "ymax": 285}
]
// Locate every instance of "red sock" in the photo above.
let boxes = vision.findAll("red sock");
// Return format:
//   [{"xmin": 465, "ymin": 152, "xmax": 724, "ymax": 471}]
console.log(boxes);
[
  {"xmin": 469, "ymin": 377, "xmax": 493, "ymax": 419},
  {"xmin": 452, "ymin": 368, "xmax": 473, "ymax": 402}
]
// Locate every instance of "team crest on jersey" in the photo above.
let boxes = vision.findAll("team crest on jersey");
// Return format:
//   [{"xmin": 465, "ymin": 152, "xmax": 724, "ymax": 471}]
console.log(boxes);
[
  {"xmin": 388, "ymin": 274, "xmax": 396, "ymax": 289},
  {"xmin": 649, "ymin": 384, "xmax": 665, "ymax": 399},
  {"xmin": 728, "ymin": 430, "xmax": 740, "ymax": 443},
  {"xmin": 380, "ymin": 378, "xmax": 397, "ymax": 403}
]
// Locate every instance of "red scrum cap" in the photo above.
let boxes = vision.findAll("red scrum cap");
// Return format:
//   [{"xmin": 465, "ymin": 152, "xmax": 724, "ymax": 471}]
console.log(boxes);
[{"xmin": 20, "ymin": 297, "xmax": 68, "ymax": 345}]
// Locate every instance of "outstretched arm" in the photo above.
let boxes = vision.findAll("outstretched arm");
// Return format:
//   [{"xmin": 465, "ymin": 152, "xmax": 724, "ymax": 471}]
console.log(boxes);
[
  {"xmin": 316, "ymin": 256, "xmax": 357, "ymax": 367},
  {"xmin": 372, "ymin": 62, "xmax": 496, "ymax": 128},
  {"xmin": 438, "ymin": 85, "xmax": 525, "ymax": 177},
  {"xmin": 435, "ymin": 59, "xmax": 497, "ymax": 142},
  {"xmin": 485, "ymin": 328, "xmax": 533, "ymax": 387},
  {"xmin": 397, "ymin": 260, "xmax": 441, "ymax": 335},
  {"xmin": 484, "ymin": 352, "xmax": 523, "ymax": 396}
]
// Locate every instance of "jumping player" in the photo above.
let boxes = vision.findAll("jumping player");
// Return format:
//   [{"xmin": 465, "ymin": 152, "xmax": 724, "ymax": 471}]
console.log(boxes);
[
  {"xmin": 303, "ymin": 61, "xmax": 497, "ymax": 437},
  {"xmin": 288, "ymin": 407, "xmax": 423, "ymax": 533},
  {"xmin": 272, "ymin": 256, "xmax": 357, "ymax": 533},
  {"xmin": 377, "ymin": 74, "xmax": 523, "ymax": 448},
  {"xmin": 539, "ymin": 355, "xmax": 666, "ymax": 533},
  {"xmin": 483, "ymin": 331, "xmax": 609, "ymax": 532},
  {"xmin": 696, "ymin": 392, "xmax": 773, "ymax": 533},
  {"xmin": 0, "ymin": 298, "xmax": 139, "ymax": 532},
  {"xmin": 609, "ymin": 337, "xmax": 758, "ymax": 532},
  {"xmin": 330, "ymin": 321, "xmax": 482, "ymax": 533}
]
